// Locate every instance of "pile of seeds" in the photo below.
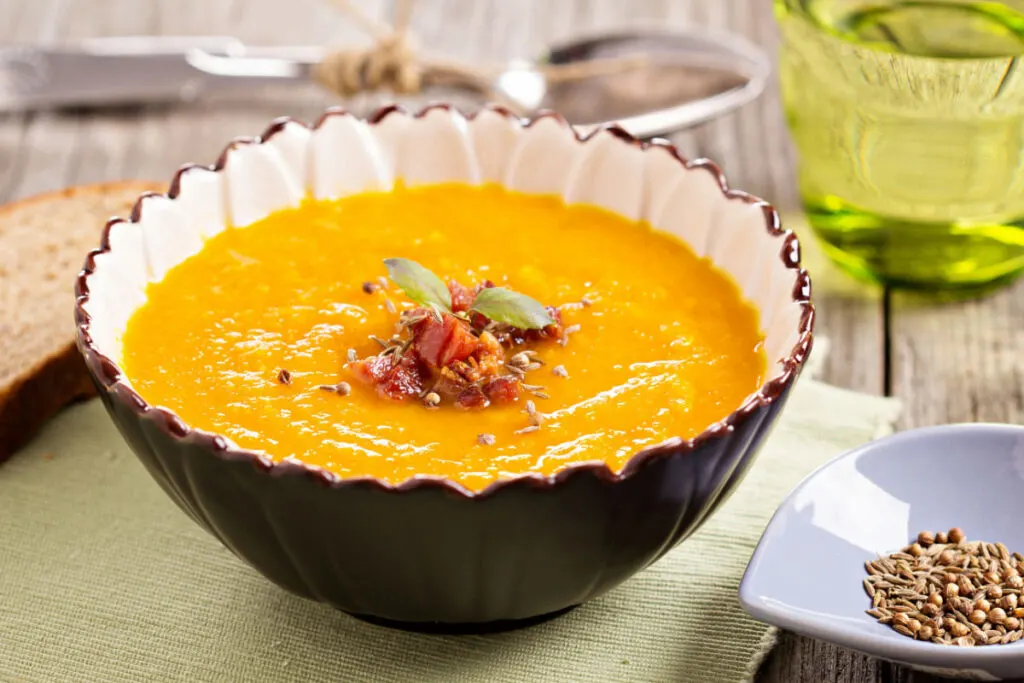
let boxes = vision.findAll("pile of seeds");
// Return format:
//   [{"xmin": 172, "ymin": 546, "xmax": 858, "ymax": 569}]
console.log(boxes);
[{"xmin": 864, "ymin": 528, "xmax": 1024, "ymax": 646}]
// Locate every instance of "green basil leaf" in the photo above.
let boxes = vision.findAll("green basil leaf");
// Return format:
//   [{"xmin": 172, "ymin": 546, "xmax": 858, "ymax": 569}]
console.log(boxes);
[
  {"xmin": 383, "ymin": 258, "xmax": 452, "ymax": 312},
  {"xmin": 470, "ymin": 287, "xmax": 554, "ymax": 330}
]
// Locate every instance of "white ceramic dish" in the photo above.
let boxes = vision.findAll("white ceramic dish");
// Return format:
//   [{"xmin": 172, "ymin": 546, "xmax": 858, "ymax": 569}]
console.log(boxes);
[{"xmin": 741, "ymin": 423, "xmax": 1024, "ymax": 681}]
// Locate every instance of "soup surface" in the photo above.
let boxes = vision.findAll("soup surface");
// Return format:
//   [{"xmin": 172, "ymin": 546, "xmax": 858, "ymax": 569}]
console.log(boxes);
[{"xmin": 121, "ymin": 183, "xmax": 766, "ymax": 490}]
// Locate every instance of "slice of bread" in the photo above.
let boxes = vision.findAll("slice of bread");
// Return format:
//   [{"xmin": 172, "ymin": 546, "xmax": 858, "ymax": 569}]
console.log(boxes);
[{"xmin": 0, "ymin": 180, "xmax": 165, "ymax": 464}]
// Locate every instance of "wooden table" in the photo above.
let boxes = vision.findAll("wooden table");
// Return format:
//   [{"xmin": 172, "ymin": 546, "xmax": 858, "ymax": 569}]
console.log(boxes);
[{"xmin": 3, "ymin": 1, "xmax": 1022, "ymax": 681}]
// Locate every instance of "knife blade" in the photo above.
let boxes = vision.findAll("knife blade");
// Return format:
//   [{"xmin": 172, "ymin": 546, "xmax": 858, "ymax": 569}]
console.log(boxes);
[{"xmin": 0, "ymin": 35, "xmax": 319, "ymax": 112}]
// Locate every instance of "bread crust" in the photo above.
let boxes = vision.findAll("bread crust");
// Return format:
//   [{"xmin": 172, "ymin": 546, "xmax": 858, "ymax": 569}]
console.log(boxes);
[{"xmin": 0, "ymin": 180, "xmax": 166, "ymax": 464}]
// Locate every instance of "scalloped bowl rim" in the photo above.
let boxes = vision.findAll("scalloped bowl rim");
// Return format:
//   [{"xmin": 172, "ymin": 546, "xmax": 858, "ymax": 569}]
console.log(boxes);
[{"xmin": 73, "ymin": 102, "xmax": 815, "ymax": 500}]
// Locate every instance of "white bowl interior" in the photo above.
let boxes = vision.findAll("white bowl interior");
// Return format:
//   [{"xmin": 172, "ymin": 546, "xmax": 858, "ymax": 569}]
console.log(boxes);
[{"xmin": 82, "ymin": 108, "xmax": 806, "ymax": 413}]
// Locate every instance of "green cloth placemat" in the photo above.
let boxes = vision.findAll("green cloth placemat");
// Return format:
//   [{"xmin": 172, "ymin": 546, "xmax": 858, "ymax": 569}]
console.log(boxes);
[{"xmin": 0, "ymin": 345, "xmax": 901, "ymax": 683}]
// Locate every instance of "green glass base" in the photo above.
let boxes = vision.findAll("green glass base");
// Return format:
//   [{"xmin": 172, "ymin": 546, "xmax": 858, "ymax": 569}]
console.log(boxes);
[{"xmin": 805, "ymin": 199, "xmax": 1024, "ymax": 296}]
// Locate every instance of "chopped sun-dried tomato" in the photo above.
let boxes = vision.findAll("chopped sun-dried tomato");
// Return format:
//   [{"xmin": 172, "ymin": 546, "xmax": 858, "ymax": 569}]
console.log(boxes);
[
  {"xmin": 447, "ymin": 280, "xmax": 475, "ymax": 313},
  {"xmin": 483, "ymin": 376, "xmax": 520, "ymax": 404},
  {"xmin": 350, "ymin": 354, "xmax": 425, "ymax": 400},
  {"xmin": 529, "ymin": 306, "xmax": 565, "ymax": 341},
  {"xmin": 411, "ymin": 313, "xmax": 479, "ymax": 369},
  {"xmin": 346, "ymin": 275, "xmax": 566, "ymax": 410},
  {"xmin": 455, "ymin": 385, "xmax": 489, "ymax": 409}
]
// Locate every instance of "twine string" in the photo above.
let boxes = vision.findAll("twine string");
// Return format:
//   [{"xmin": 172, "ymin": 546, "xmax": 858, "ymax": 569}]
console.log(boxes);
[{"xmin": 313, "ymin": 0, "xmax": 647, "ymax": 107}]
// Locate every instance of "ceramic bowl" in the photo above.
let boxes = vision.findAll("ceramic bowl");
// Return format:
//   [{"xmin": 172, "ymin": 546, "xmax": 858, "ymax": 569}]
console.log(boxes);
[
  {"xmin": 74, "ymin": 104, "xmax": 813, "ymax": 631},
  {"xmin": 740, "ymin": 423, "xmax": 1024, "ymax": 680}
]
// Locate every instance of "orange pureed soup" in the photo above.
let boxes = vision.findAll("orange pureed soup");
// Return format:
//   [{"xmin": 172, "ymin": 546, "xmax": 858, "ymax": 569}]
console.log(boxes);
[{"xmin": 121, "ymin": 183, "xmax": 766, "ymax": 490}]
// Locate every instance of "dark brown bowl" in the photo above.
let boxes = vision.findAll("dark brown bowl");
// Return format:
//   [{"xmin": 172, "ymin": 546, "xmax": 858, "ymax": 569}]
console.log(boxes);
[{"xmin": 74, "ymin": 104, "xmax": 813, "ymax": 632}]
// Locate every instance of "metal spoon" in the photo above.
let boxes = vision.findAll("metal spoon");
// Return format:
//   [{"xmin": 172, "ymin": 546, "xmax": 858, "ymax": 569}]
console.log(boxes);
[
  {"xmin": 493, "ymin": 26, "xmax": 770, "ymax": 138},
  {"xmin": 0, "ymin": 28, "xmax": 770, "ymax": 137}
]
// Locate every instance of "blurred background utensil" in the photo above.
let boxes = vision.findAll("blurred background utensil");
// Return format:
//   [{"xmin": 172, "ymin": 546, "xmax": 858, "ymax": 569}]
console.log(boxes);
[{"xmin": 0, "ymin": 27, "xmax": 768, "ymax": 138}]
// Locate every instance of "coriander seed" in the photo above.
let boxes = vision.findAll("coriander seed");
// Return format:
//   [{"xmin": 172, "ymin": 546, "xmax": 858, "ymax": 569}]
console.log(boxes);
[{"xmin": 950, "ymin": 622, "xmax": 970, "ymax": 637}]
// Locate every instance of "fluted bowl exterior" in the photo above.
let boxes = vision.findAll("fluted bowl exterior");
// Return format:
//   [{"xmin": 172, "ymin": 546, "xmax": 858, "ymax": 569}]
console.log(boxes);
[{"xmin": 75, "ymin": 104, "xmax": 813, "ymax": 627}]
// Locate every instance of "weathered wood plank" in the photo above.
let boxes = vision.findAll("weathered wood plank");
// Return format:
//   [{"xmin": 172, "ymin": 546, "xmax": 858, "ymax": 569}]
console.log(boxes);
[
  {"xmin": 0, "ymin": 1, "xmax": 893, "ymax": 681},
  {"xmin": 891, "ymin": 286, "xmax": 1024, "ymax": 430}
]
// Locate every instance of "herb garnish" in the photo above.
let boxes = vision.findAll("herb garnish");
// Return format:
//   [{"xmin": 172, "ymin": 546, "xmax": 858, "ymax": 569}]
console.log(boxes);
[
  {"xmin": 338, "ymin": 262, "xmax": 573, "ymax": 419},
  {"xmin": 382, "ymin": 257, "xmax": 555, "ymax": 330},
  {"xmin": 383, "ymin": 258, "xmax": 452, "ymax": 313},
  {"xmin": 471, "ymin": 286, "xmax": 554, "ymax": 330}
]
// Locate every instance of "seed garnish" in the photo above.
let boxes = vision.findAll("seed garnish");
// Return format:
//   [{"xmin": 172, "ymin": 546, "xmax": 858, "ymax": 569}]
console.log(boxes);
[
  {"xmin": 552, "ymin": 364, "xmax": 569, "ymax": 378},
  {"xmin": 514, "ymin": 425, "xmax": 540, "ymax": 435},
  {"xmin": 384, "ymin": 298, "xmax": 397, "ymax": 315},
  {"xmin": 524, "ymin": 400, "xmax": 544, "ymax": 428},
  {"xmin": 347, "ymin": 348, "xmax": 358, "ymax": 363},
  {"xmin": 560, "ymin": 324, "xmax": 581, "ymax": 347},
  {"xmin": 362, "ymin": 281, "xmax": 380, "ymax": 294},
  {"xmin": 865, "ymin": 529, "xmax": 1024, "ymax": 646},
  {"xmin": 319, "ymin": 382, "xmax": 351, "ymax": 396},
  {"xmin": 423, "ymin": 392, "xmax": 441, "ymax": 409},
  {"xmin": 477, "ymin": 433, "xmax": 496, "ymax": 446},
  {"xmin": 276, "ymin": 368, "xmax": 292, "ymax": 385}
]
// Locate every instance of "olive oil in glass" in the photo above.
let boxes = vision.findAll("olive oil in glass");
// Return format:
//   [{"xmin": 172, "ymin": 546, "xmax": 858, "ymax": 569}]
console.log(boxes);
[{"xmin": 775, "ymin": 0, "xmax": 1024, "ymax": 290}]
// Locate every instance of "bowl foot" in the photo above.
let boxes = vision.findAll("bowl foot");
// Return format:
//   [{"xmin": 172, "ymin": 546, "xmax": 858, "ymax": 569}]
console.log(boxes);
[{"xmin": 346, "ymin": 604, "xmax": 580, "ymax": 634}]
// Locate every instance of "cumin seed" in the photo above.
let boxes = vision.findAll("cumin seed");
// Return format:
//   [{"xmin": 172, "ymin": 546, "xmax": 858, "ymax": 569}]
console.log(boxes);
[
  {"xmin": 560, "ymin": 324, "xmax": 581, "ymax": 347},
  {"xmin": 276, "ymin": 368, "xmax": 292, "ymax": 385},
  {"xmin": 319, "ymin": 382, "xmax": 351, "ymax": 396},
  {"xmin": 524, "ymin": 400, "xmax": 544, "ymax": 427}
]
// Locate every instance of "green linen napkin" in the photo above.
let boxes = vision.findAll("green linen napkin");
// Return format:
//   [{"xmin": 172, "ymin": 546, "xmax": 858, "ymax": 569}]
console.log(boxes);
[{"xmin": 0, "ymin": 341, "xmax": 901, "ymax": 683}]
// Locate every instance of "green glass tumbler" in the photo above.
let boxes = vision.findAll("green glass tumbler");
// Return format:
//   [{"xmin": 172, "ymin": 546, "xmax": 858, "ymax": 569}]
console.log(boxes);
[{"xmin": 775, "ymin": 0, "xmax": 1024, "ymax": 291}]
